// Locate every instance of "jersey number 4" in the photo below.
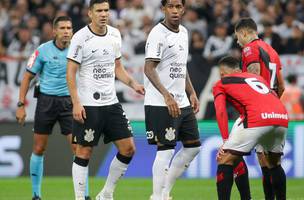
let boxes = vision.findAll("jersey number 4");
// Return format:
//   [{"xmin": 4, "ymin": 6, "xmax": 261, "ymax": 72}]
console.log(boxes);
[{"xmin": 245, "ymin": 78, "xmax": 270, "ymax": 94}]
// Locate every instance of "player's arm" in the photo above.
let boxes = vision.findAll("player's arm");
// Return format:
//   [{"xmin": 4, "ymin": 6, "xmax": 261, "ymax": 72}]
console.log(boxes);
[
  {"xmin": 144, "ymin": 59, "xmax": 181, "ymax": 118},
  {"xmin": 185, "ymin": 71, "xmax": 199, "ymax": 113},
  {"xmin": 277, "ymin": 70, "xmax": 285, "ymax": 98},
  {"xmin": 247, "ymin": 62, "xmax": 261, "ymax": 75},
  {"xmin": 66, "ymin": 59, "xmax": 86, "ymax": 123},
  {"xmin": 16, "ymin": 71, "xmax": 35, "ymax": 125},
  {"xmin": 213, "ymin": 86, "xmax": 229, "ymax": 141},
  {"xmin": 114, "ymin": 58, "xmax": 144, "ymax": 95}
]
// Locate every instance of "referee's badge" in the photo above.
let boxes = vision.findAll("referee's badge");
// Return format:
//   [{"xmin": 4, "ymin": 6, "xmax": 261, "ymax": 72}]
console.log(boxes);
[
  {"xmin": 165, "ymin": 127, "xmax": 176, "ymax": 141},
  {"xmin": 84, "ymin": 129, "xmax": 95, "ymax": 142}
]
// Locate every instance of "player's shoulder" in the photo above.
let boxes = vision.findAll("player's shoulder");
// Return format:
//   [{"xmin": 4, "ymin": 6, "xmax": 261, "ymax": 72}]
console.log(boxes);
[
  {"xmin": 107, "ymin": 25, "xmax": 121, "ymax": 38},
  {"xmin": 179, "ymin": 25, "xmax": 188, "ymax": 34},
  {"xmin": 149, "ymin": 23, "xmax": 166, "ymax": 36},
  {"xmin": 72, "ymin": 26, "xmax": 90, "ymax": 40}
]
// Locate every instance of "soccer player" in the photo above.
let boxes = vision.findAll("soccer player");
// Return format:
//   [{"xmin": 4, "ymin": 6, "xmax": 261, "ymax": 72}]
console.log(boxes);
[
  {"xmin": 66, "ymin": 1, "xmax": 144, "ymax": 200},
  {"xmin": 144, "ymin": 0, "xmax": 201, "ymax": 199},
  {"xmin": 214, "ymin": 56, "xmax": 288, "ymax": 200},
  {"xmin": 15, "ymin": 16, "xmax": 91, "ymax": 200},
  {"xmin": 235, "ymin": 17, "xmax": 285, "ymax": 200}
]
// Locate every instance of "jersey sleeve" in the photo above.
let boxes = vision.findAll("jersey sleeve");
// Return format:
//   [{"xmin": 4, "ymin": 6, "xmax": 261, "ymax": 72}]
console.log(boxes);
[
  {"xmin": 213, "ymin": 82, "xmax": 229, "ymax": 140},
  {"xmin": 242, "ymin": 44, "xmax": 260, "ymax": 69},
  {"xmin": 145, "ymin": 28, "xmax": 165, "ymax": 61},
  {"xmin": 115, "ymin": 30, "xmax": 122, "ymax": 59},
  {"xmin": 67, "ymin": 32, "xmax": 84, "ymax": 64},
  {"xmin": 26, "ymin": 48, "xmax": 43, "ymax": 75}
]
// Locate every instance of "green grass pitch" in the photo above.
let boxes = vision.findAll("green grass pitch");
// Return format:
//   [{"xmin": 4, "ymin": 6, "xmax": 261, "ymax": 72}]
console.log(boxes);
[{"xmin": 1, "ymin": 177, "xmax": 304, "ymax": 200}]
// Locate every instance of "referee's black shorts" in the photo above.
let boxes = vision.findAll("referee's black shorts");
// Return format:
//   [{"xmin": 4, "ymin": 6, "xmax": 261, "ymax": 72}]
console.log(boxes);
[{"xmin": 34, "ymin": 93, "xmax": 73, "ymax": 135}]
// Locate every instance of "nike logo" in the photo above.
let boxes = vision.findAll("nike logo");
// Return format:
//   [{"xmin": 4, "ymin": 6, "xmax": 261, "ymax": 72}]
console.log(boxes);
[
  {"xmin": 92, "ymin": 49, "xmax": 98, "ymax": 53},
  {"xmin": 31, "ymin": 173, "xmax": 37, "ymax": 176},
  {"xmin": 168, "ymin": 45, "xmax": 174, "ymax": 48}
]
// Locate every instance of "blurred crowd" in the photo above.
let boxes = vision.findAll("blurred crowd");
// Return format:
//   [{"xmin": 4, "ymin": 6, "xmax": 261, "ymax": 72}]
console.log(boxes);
[{"xmin": 0, "ymin": 0, "xmax": 303, "ymax": 119}]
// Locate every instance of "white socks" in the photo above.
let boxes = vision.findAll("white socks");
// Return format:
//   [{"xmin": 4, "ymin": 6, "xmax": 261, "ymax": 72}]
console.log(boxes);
[
  {"xmin": 162, "ymin": 147, "xmax": 200, "ymax": 198},
  {"xmin": 152, "ymin": 149, "xmax": 175, "ymax": 200},
  {"xmin": 99, "ymin": 156, "xmax": 128, "ymax": 196},
  {"xmin": 72, "ymin": 162, "xmax": 88, "ymax": 199}
]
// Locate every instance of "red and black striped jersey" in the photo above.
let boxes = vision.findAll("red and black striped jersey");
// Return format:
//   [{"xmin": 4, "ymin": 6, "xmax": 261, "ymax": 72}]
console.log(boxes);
[
  {"xmin": 241, "ymin": 39, "xmax": 282, "ymax": 93},
  {"xmin": 213, "ymin": 72, "xmax": 288, "ymax": 140}
]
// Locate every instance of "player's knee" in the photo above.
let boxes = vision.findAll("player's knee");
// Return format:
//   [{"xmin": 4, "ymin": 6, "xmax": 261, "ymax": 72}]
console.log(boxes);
[
  {"xmin": 119, "ymin": 145, "xmax": 136, "ymax": 157},
  {"xmin": 267, "ymin": 153, "xmax": 282, "ymax": 168},
  {"xmin": 257, "ymin": 152, "xmax": 268, "ymax": 167},
  {"xmin": 76, "ymin": 145, "xmax": 93, "ymax": 159}
]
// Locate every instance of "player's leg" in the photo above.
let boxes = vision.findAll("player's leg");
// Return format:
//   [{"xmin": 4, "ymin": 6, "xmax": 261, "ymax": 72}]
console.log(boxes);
[
  {"xmin": 59, "ymin": 96, "xmax": 91, "ymax": 200},
  {"xmin": 233, "ymin": 157, "xmax": 251, "ymax": 200},
  {"xmin": 96, "ymin": 103, "xmax": 135, "ymax": 200},
  {"xmin": 73, "ymin": 145, "xmax": 93, "ymax": 200},
  {"xmin": 216, "ymin": 121, "xmax": 266, "ymax": 200},
  {"xmin": 145, "ymin": 106, "xmax": 175, "ymax": 200},
  {"xmin": 163, "ymin": 106, "xmax": 201, "ymax": 200},
  {"xmin": 72, "ymin": 106, "xmax": 101, "ymax": 200},
  {"xmin": 256, "ymin": 150, "xmax": 274, "ymax": 200},
  {"xmin": 262, "ymin": 126, "xmax": 287, "ymax": 200},
  {"xmin": 31, "ymin": 94, "xmax": 57, "ymax": 200},
  {"xmin": 217, "ymin": 152, "xmax": 240, "ymax": 200}
]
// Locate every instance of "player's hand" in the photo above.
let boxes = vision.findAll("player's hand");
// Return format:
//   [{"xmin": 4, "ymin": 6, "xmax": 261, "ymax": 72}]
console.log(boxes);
[
  {"xmin": 216, "ymin": 144, "xmax": 226, "ymax": 161},
  {"xmin": 164, "ymin": 93, "xmax": 181, "ymax": 118},
  {"xmin": 132, "ymin": 83, "xmax": 145, "ymax": 95},
  {"xmin": 73, "ymin": 102, "xmax": 86, "ymax": 124},
  {"xmin": 16, "ymin": 107, "xmax": 26, "ymax": 126},
  {"xmin": 189, "ymin": 93, "xmax": 200, "ymax": 114}
]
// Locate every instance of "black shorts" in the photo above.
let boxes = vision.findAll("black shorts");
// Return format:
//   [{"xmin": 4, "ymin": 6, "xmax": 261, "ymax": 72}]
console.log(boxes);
[
  {"xmin": 73, "ymin": 103, "xmax": 133, "ymax": 146},
  {"xmin": 34, "ymin": 93, "xmax": 72, "ymax": 135},
  {"xmin": 145, "ymin": 105, "xmax": 200, "ymax": 146}
]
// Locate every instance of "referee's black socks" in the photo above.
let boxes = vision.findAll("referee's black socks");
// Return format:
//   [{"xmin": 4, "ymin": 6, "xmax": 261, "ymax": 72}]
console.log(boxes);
[{"xmin": 217, "ymin": 164, "xmax": 233, "ymax": 200}]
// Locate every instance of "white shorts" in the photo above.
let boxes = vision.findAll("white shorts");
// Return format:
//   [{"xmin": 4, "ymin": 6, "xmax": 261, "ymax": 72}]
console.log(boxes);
[{"xmin": 223, "ymin": 118, "xmax": 286, "ymax": 155}]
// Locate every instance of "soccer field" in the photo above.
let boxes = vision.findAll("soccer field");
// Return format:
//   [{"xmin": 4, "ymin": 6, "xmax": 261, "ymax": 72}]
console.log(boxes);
[{"xmin": 1, "ymin": 177, "xmax": 304, "ymax": 200}]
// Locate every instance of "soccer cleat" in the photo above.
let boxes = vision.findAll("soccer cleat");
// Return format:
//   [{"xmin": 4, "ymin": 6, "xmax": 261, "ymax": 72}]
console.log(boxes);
[
  {"xmin": 149, "ymin": 195, "xmax": 173, "ymax": 200},
  {"xmin": 95, "ymin": 191, "xmax": 113, "ymax": 200},
  {"xmin": 32, "ymin": 196, "xmax": 41, "ymax": 200},
  {"xmin": 85, "ymin": 196, "xmax": 92, "ymax": 200}
]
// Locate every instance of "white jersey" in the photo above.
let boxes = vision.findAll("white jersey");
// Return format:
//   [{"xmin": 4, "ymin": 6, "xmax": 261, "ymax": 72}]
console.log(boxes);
[
  {"xmin": 144, "ymin": 23, "xmax": 190, "ymax": 108},
  {"xmin": 67, "ymin": 25, "xmax": 121, "ymax": 106}
]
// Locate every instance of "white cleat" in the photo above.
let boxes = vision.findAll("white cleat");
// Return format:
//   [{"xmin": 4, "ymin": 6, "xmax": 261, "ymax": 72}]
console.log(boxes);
[
  {"xmin": 95, "ymin": 191, "xmax": 113, "ymax": 200},
  {"xmin": 149, "ymin": 195, "xmax": 173, "ymax": 200}
]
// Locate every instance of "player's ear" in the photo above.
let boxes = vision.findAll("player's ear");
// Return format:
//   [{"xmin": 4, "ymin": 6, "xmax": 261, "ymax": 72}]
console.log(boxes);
[{"xmin": 88, "ymin": 8, "xmax": 92, "ymax": 19}]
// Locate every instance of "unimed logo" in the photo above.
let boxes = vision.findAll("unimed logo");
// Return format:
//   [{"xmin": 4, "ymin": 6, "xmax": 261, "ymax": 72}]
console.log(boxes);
[{"xmin": 0, "ymin": 136, "xmax": 23, "ymax": 177}]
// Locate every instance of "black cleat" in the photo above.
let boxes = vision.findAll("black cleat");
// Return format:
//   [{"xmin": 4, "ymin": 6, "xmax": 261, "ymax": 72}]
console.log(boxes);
[
  {"xmin": 85, "ymin": 196, "xmax": 92, "ymax": 200},
  {"xmin": 32, "ymin": 197, "xmax": 41, "ymax": 200}
]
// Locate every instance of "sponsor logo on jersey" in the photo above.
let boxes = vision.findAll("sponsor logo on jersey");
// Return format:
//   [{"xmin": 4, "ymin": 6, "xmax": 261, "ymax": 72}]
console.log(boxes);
[
  {"xmin": 73, "ymin": 45, "xmax": 82, "ymax": 59},
  {"xmin": 165, "ymin": 127, "xmax": 176, "ymax": 141},
  {"xmin": 92, "ymin": 63, "xmax": 114, "ymax": 80},
  {"xmin": 27, "ymin": 50, "xmax": 39, "ymax": 68},
  {"xmin": 261, "ymin": 112, "xmax": 288, "ymax": 120},
  {"xmin": 243, "ymin": 46, "xmax": 252, "ymax": 57},
  {"xmin": 85, "ymin": 35, "xmax": 94, "ymax": 42},
  {"xmin": 169, "ymin": 63, "xmax": 186, "ymax": 80},
  {"xmin": 156, "ymin": 43, "xmax": 163, "ymax": 57},
  {"xmin": 84, "ymin": 129, "xmax": 95, "ymax": 142}
]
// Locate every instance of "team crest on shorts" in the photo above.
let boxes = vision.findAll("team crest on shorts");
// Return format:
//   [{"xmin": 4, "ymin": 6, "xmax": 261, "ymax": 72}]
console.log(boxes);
[
  {"xmin": 146, "ymin": 131, "xmax": 154, "ymax": 139},
  {"xmin": 165, "ymin": 127, "xmax": 176, "ymax": 141},
  {"xmin": 84, "ymin": 129, "xmax": 95, "ymax": 142}
]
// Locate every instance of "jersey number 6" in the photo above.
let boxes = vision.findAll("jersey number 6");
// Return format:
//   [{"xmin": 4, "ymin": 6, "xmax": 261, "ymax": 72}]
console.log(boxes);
[{"xmin": 245, "ymin": 78, "xmax": 270, "ymax": 94}]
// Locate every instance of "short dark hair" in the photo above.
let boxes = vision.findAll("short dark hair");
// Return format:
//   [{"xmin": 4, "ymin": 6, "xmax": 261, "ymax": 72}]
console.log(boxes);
[
  {"xmin": 235, "ymin": 18, "xmax": 257, "ymax": 32},
  {"xmin": 161, "ymin": 0, "xmax": 186, "ymax": 6},
  {"xmin": 89, "ymin": 0, "xmax": 109, "ymax": 9},
  {"xmin": 218, "ymin": 56, "xmax": 240, "ymax": 69},
  {"xmin": 53, "ymin": 16, "xmax": 72, "ymax": 27}
]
